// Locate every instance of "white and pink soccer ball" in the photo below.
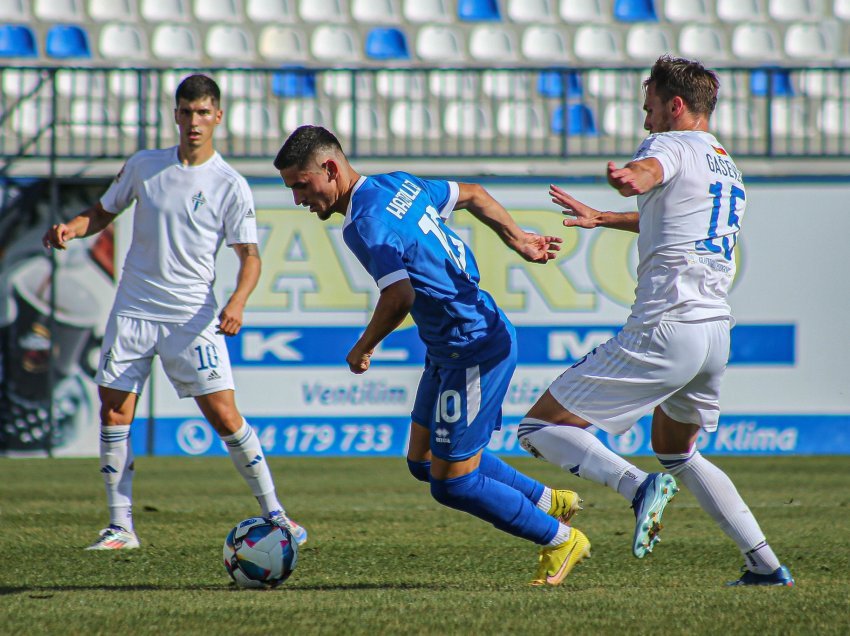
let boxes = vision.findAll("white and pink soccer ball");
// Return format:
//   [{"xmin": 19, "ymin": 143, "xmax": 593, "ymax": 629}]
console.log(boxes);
[{"xmin": 223, "ymin": 516, "xmax": 298, "ymax": 588}]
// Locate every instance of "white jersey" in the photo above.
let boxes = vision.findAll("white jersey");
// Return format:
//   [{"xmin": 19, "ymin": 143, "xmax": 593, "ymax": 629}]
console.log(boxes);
[
  {"xmin": 626, "ymin": 130, "xmax": 745, "ymax": 328},
  {"xmin": 100, "ymin": 147, "xmax": 257, "ymax": 323}
]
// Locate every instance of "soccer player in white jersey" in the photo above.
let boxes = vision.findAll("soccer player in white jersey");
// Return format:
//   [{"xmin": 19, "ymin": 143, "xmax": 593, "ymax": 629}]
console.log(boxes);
[
  {"xmin": 516, "ymin": 56, "xmax": 793, "ymax": 586},
  {"xmin": 42, "ymin": 75, "xmax": 306, "ymax": 551}
]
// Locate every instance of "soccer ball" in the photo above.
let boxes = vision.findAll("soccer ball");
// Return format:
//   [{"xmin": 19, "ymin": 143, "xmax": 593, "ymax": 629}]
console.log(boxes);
[{"xmin": 223, "ymin": 517, "xmax": 298, "ymax": 589}]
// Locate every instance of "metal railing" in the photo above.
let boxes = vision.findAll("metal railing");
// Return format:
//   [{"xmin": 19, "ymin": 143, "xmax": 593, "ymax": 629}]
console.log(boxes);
[{"xmin": 2, "ymin": 66, "xmax": 849, "ymax": 166}]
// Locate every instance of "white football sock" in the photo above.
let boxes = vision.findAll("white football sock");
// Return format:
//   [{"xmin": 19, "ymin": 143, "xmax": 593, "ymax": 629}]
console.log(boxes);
[
  {"xmin": 536, "ymin": 487, "xmax": 552, "ymax": 512},
  {"xmin": 657, "ymin": 450, "xmax": 781, "ymax": 574},
  {"xmin": 222, "ymin": 420, "xmax": 282, "ymax": 516},
  {"xmin": 547, "ymin": 522, "xmax": 573, "ymax": 547},
  {"xmin": 519, "ymin": 419, "xmax": 647, "ymax": 502},
  {"xmin": 100, "ymin": 424, "xmax": 134, "ymax": 532}
]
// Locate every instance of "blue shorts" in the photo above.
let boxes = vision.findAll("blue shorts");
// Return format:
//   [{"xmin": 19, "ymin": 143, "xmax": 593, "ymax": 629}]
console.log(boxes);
[{"xmin": 410, "ymin": 338, "xmax": 517, "ymax": 462}]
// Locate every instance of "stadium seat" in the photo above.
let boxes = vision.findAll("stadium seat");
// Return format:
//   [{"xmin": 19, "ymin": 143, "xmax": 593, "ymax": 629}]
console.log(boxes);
[
  {"xmin": 443, "ymin": 102, "xmax": 494, "ymax": 138},
  {"xmin": 0, "ymin": 24, "xmax": 37, "ymax": 58},
  {"xmin": 259, "ymin": 26, "xmax": 308, "ymax": 61},
  {"xmin": 731, "ymin": 24, "xmax": 780, "ymax": 61},
  {"xmin": 0, "ymin": 0, "xmax": 28, "ymax": 20},
  {"xmin": 663, "ymin": 0, "xmax": 710, "ymax": 22},
  {"xmin": 272, "ymin": 67, "xmax": 316, "ymax": 97},
  {"xmin": 389, "ymin": 102, "xmax": 440, "ymax": 138},
  {"xmin": 469, "ymin": 25, "xmax": 517, "ymax": 61},
  {"xmin": 335, "ymin": 103, "xmax": 387, "ymax": 139},
  {"xmin": 141, "ymin": 0, "xmax": 191, "ymax": 21},
  {"xmin": 57, "ymin": 69, "xmax": 107, "ymax": 97},
  {"xmin": 11, "ymin": 100, "xmax": 54, "ymax": 137},
  {"xmin": 299, "ymin": 0, "xmax": 346, "ymax": 22},
  {"xmin": 713, "ymin": 101, "xmax": 763, "ymax": 138},
  {"xmin": 602, "ymin": 101, "xmax": 646, "ymax": 136},
  {"xmin": 797, "ymin": 69, "xmax": 845, "ymax": 98},
  {"xmin": 574, "ymin": 25, "xmax": 623, "ymax": 62},
  {"xmin": 2, "ymin": 68, "xmax": 48, "ymax": 97},
  {"xmin": 768, "ymin": 0, "xmax": 822, "ymax": 20},
  {"xmin": 403, "ymin": 0, "xmax": 451, "ymax": 22},
  {"xmin": 560, "ymin": 0, "xmax": 608, "ymax": 23},
  {"xmin": 352, "ymin": 0, "xmax": 400, "ymax": 23},
  {"xmin": 770, "ymin": 100, "xmax": 807, "ymax": 138},
  {"xmin": 679, "ymin": 24, "xmax": 728, "ymax": 62},
  {"xmin": 205, "ymin": 25, "xmax": 254, "ymax": 62},
  {"xmin": 45, "ymin": 25, "xmax": 91, "ymax": 59},
  {"xmin": 311, "ymin": 25, "xmax": 360, "ymax": 61},
  {"xmin": 750, "ymin": 68, "xmax": 794, "ymax": 96},
  {"xmin": 429, "ymin": 71, "xmax": 478, "ymax": 98},
  {"xmin": 717, "ymin": 0, "xmax": 765, "ymax": 22},
  {"xmin": 194, "ymin": 0, "xmax": 241, "ymax": 22},
  {"xmin": 218, "ymin": 72, "xmax": 266, "ymax": 98},
  {"xmin": 837, "ymin": 0, "xmax": 850, "ymax": 20},
  {"xmin": 282, "ymin": 101, "xmax": 331, "ymax": 133},
  {"xmin": 818, "ymin": 98, "xmax": 850, "ymax": 136},
  {"xmin": 120, "ymin": 100, "xmax": 170, "ymax": 139},
  {"xmin": 320, "ymin": 71, "xmax": 373, "ymax": 98},
  {"xmin": 784, "ymin": 23, "xmax": 839, "ymax": 61},
  {"xmin": 228, "ymin": 101, "xmax": 280, "ymax": 138},
  {"xmin": 34, "ymin": 0, "xmax": 85, "ymax": 21},
  {"xmin": 625, "ymin": 24, "xmax": 671, "ymax": 61},
  {"xmin": 586, "ymin": 69, "xmax": 637, "ymax": 98},
  {"xmin": 246, "ymin": 0, "xmax": 296, "ymax": 22},
  {"xmin": 152, "ymin": 24, "xmax": 202, "ymax": 61},
  {"xmin": 496, "ymin": 103, "xmax": 546, "ymax": 139},
  {"xmin": 99, "ymin": 23, "xmax": 148, "ymax": 60},
  {"xmin": 416, "ymin": 26, "xmax": 465, "ymax": 62},
  {"xmin": 537, "ymin": 70, "xmax": 582, "ymax": 98},
  {"xmin": 88, "ymin": 0, "xmax": 136, "ymax": 21},
  {"xmin": 508, "ymin": 0, "xmax": 556, "ymax": 22},
  {"xmin": 613, "ymin": 0, "xmax": 657, "ymax": 22},
  {"xmin": 365, "ymin": 27, "xmax": 410, "ymax": 60},
  {"xmin": 376, "ymin": 70, "xmax": 426, "ymax": 98},
  {"xmin": 522, "ymin": 25, "xmax": 571, "ymax": 62},
  {"xmin": 70, "ymin": 98, "xmax": 118, "ymax": 138},
  {"xmin": 108, "ymin": 70, "xmax": 143, "ymax": 98},
  {"xmin": 458, "ymin": 0, "xmax": 501, "ymax": 20},
  {"xmin": 482, "ymin": 70, "xmax": 530, "ymax": 98},
  {"xmin": 551, "ymin": 104, "xmax": 598, "ymax": 135}
]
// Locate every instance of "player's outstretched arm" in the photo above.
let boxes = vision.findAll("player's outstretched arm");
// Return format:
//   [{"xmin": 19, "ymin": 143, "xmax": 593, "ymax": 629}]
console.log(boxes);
[
  {"xmin": 42, "ymin": 202, "xmax": 117, "ymax": 250},
  {"xmin": 606, "ymin": 159, "xmax": 663, "ymax": 197},
  {"xmin": 550, "ymin": 184, "xmax": 639, "ymax": 233},
  {"xmin": 346, "ymin": 279, "xmax": 415, "ymax": 374},
  {"xmin": 218, "ymin": 243, "xmax": 261, "ymax": 336},
  {"xmin": 455, "ymin": 183, "xmax": 561, "ymax": 264}
]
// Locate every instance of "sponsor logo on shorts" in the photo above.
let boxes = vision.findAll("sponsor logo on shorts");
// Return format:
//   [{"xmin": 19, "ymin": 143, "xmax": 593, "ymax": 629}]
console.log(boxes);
[{"xmin": 102, "ymin": 348, "xmax": 113, "ymax": 371}]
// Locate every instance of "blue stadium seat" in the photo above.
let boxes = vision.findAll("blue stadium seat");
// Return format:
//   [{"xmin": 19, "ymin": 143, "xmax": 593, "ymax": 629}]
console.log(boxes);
[
  {"xmin": 551, "ymin": 104, "xmax": 598, "ymax": 135},
  {"xmin": 613, "ymin": 0, "xmax": 657, "ymax": 22},
  {"xmin": 365, "ymin": 27, "xmax": 410, "ymax": 60},
  {"xmin": 272, "ymin": 67, "xmax": 317, "ymax": 98},
  {"xmin": 47, "ymin": 25, "xmax": 90, "ymax": 59},
  {"xmin": 750, "ymin": 69, "xmax": 794, "ymax": 97},
  {"xmin": 537, "ymin": 70, "xmax": 582, "ymax": 99},
  {"xmin": 457, "ymin": 0, "xmax": 501, "ymax": 21},
  {"xmin": 0, "ymin": 24, "xmax": 37, "ymax": 58}
]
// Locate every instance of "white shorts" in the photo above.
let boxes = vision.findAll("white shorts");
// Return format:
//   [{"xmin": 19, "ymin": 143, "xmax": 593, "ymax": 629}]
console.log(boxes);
[
  {"xmin": 548, "ymin": 318, "xmax": 730, "ymax": 435},
  {"xmin": 95, "ymin": 313, "xmax": 235, "ymax": 398}
]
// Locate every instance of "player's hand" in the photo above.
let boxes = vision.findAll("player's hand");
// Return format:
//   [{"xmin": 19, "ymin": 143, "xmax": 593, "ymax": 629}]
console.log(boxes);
[
  {"xmin": 346, "ymin": 346, "xmax": 372, "ymax": 374},
  {"xmin": 550, "ymin": 185, "xmax": 602, "ymax": 229},
  {"xmin": 514, "ymin": 231, "xmax": 562, "ymax": 263},
  {"xmin": 42, "ymin": 224, "xmax": 76, "ymax": 250},
  {"xmin": 217, "ymin": 301, "xmax": 245, "ymax": 336}
]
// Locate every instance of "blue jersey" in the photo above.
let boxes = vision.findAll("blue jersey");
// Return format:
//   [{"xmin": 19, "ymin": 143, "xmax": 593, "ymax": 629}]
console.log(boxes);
[{"xmin": 342, "ymin": 172, "xmax": 513, "ymax": 368}]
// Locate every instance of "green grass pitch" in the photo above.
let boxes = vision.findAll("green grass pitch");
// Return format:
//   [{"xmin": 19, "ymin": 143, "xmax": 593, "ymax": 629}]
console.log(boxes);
[{"xmin": 1, "ymin": 455, "xmax": 848, "ymax": 634}]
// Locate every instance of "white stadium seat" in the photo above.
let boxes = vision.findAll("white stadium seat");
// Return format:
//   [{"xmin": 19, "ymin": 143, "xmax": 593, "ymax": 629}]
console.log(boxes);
[
  {"xmin": 217, "ymin": 72, "xmax": 267, "ymax": 98},
  {"xmin": 0, "ymin": 0, "xmax": 28, "ymax": 21},
  {"xmin": 416, "ymin": 26, "xmax": 465, "ymax": 62},
  {"xmin": 205, "ymin": 25, "xmax": 254, "ymax": 62},
  {"xmin": 56, "ymin": 69, "xmax": 108, "ymax": 97},
  {"xmin": 299, "ymin": 0, "xmax": 345, "ymax": 22},
  {"xmin": 770, "ymin": 100, "xmax": 807, "ymax": 138},
  {"xmin": 320, "ymin": 71, "xmax": 373, "ymax": 98},
  {"xmin": 2, "ymin": 68, "xmax": 47, "ymax": 97},
  {"xmin": 246, "ymin": 0, "xmax": 296, "ymax": 22},
  {"xmin": 797, "ymin": 69, "xmax": 846, "ymax": 97},
  {"xmin": 12, "ymin": 101, "xmax": 56, "ymax": 137},
  {"xmin": 151, "ymin": 24, "xmax": 202, "ymax": 61},
  {"xmin": 99, "ymin": 23, "xmax": 149, "ymax": 60},
  {"xmin": 469, "ymin": 25, "xmax": 518, "ymax": 62},
  {"xmin": 258, "ymin": 25, "xmax": 308, "ymax": 61},
  {"xmin": 429, "ymin": 71, "xmax": 478, "ymax": 98},
  {"xmin": 109, "ymin": 70, "xmax": 142, "ymax": 98},
  {"xmin": 496, "ymin": 103, "xmax": 546, "ymax": 139},
  {"xmin": 141, "ymin": 0, "xmax": 191, "ymax": 21},
  {"xmin": 443, "ymin": 102, "xmax": 494, "ymax": 139},
  {"xmin": 88, "ymin": 0, "xmax": 136, "ymax": 21},
  {"xmin": 389, "ymin": 102, "xmax": 440, "ymax": 138},
  {"xmin": 586, "ymin": 69, "xmax": 637, "ymax": 98},
  {"xmin": 311, "ymin": 25, "xmax": 360, "ymax": 62},
  {"xmin": 731, "ymin": 24, "xmax": 781, "ymax": 61},
  {"xmin": 560, "ymin": 0, "xmax": 609, "ymax": 23},
  {"xmin": 784, "ymin": 23, "xmax": 839, "ymax": 60},
  {"xmin": 282, "ymin": 101, "xmax": 331, "ymax": 133},
  {"xmin": 335, "ymin": 103, "xmax": 387, "ymax": 139},
  {"xmin": 70, "ymin": 99, "xmax": 118, "ymax": 138},
  {"xmin": 508, "ymin": 0, "xmax": 557, "ymax": 22},
  {"xmin": 376, "ymin": 70, "xmax": 426, "ymax": 98},
  {"xmin": 625, "ymin": 24, "xmax": 673, "ymax": 62},
  {"xmin": 768, "ymin": 0, "xmax": 824, "ymax": 21},
  {"xmin": 352, "ymin": 0, "xmax": 400, "ymax": 23},
  {"xmin": 228, "ymin": 101, "xmax": 280, "ymax": 138},
  {"xmin": 121, "ymin": 101, "xmax": 172, "ymax": 140},
  {"xmin": 713, "ymin": 101, "xmax": 764, "ymax": 139},
  {"xmin": 817, "ymin": 98, "xmax": 850, "ymax": 136},
  {"xmin": 837, "ymin": 0, "xmax": 850, "ymax": 20},
  {"xmin": 717, "ymin": 0, "xmax": 766, "ymax": 22},
  {"xmin": 482, "ymin": 70, "xmax": 530, "ymax": 98},
  {"xmin": 34, "ymin": 0, "xmax": 85, "ymax": 21},
  {"xmin": 403, "ymin": 0, "xmax": 451, "ymax": 22},
  {"xmin": 193, "ymin": 0, "xmax": 241, "ymax": 22},
  {"xmin": 574, "ymin": 25, "xmax": 623, "ymax": 62},
  {"xmin": 522, "ymin": 25, "xmax": 571, "ymax": 62},
  {"xmin": 679, "ymin": 24, "xmax": 728, "ymax": 62},
  {"xmin": 602, "ymin": 101, "xmax": 646, "ymax": 136},
  {"xmin": 664, "ymin": 0, "xmax": 710, "ymax": 22}
]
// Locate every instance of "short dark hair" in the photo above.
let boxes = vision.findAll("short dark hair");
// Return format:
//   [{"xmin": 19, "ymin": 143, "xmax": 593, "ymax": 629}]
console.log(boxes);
[
  {"xmin": 175, "ymin": 74, "xmax": 220, "ymax": 108},
  {"xmin": 644, "ymin": 55, "xmax": 719, "ymax": 116},
  {"xmin": 274, "ymin": 125, "xmax": 344, "ymax": 170}
]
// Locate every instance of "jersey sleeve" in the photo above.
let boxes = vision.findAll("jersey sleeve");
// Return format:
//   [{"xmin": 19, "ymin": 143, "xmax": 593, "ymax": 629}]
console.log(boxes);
[
  {"xmin": 408, "ymin": 175, "xmax": 459, "ymax": 220},
  {"xmin": 343, "ymin": 216, "xmax": 409, "ymax": 290},
  {"xmin": 99, "ymin": 155, "xmax": 139, "ymax": 214},
  {"xmin": 633, "ymin": 134, "xmax": 684, "ymax": 184},
  {"xmin": 223, "ymin": 176, "xmax": 258, "ymax": 246}
]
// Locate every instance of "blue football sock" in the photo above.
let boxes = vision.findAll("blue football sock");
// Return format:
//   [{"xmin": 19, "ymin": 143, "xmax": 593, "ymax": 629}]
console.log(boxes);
[
  {"xmin": 479, "ymin": 450, "xmax": 545, "ymax": 503},
  {"xmin": 430, "ymin": 469, "xmax": 558, "ymax": 545},
  {"xmin": 407, "ymin": 459, "xmax": 431, "ymax": 483}
]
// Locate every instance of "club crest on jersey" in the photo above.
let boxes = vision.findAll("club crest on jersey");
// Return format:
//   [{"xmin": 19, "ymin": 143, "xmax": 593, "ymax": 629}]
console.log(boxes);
[{"xmin": 192, "ymin": 191, "xmax": 207, "ymax": 212}]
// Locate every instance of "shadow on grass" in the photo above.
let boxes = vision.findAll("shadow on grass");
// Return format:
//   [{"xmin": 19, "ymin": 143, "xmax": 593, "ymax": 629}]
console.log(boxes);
[{"xmin": 0, "ymin": 581, "xmax": 432, "ymax": 595}]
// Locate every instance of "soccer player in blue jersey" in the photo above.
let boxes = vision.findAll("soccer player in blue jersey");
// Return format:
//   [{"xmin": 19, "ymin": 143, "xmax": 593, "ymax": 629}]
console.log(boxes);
[{"xmin": 274, "ymin": 125, "xmax": 589, "ymax": 585}]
